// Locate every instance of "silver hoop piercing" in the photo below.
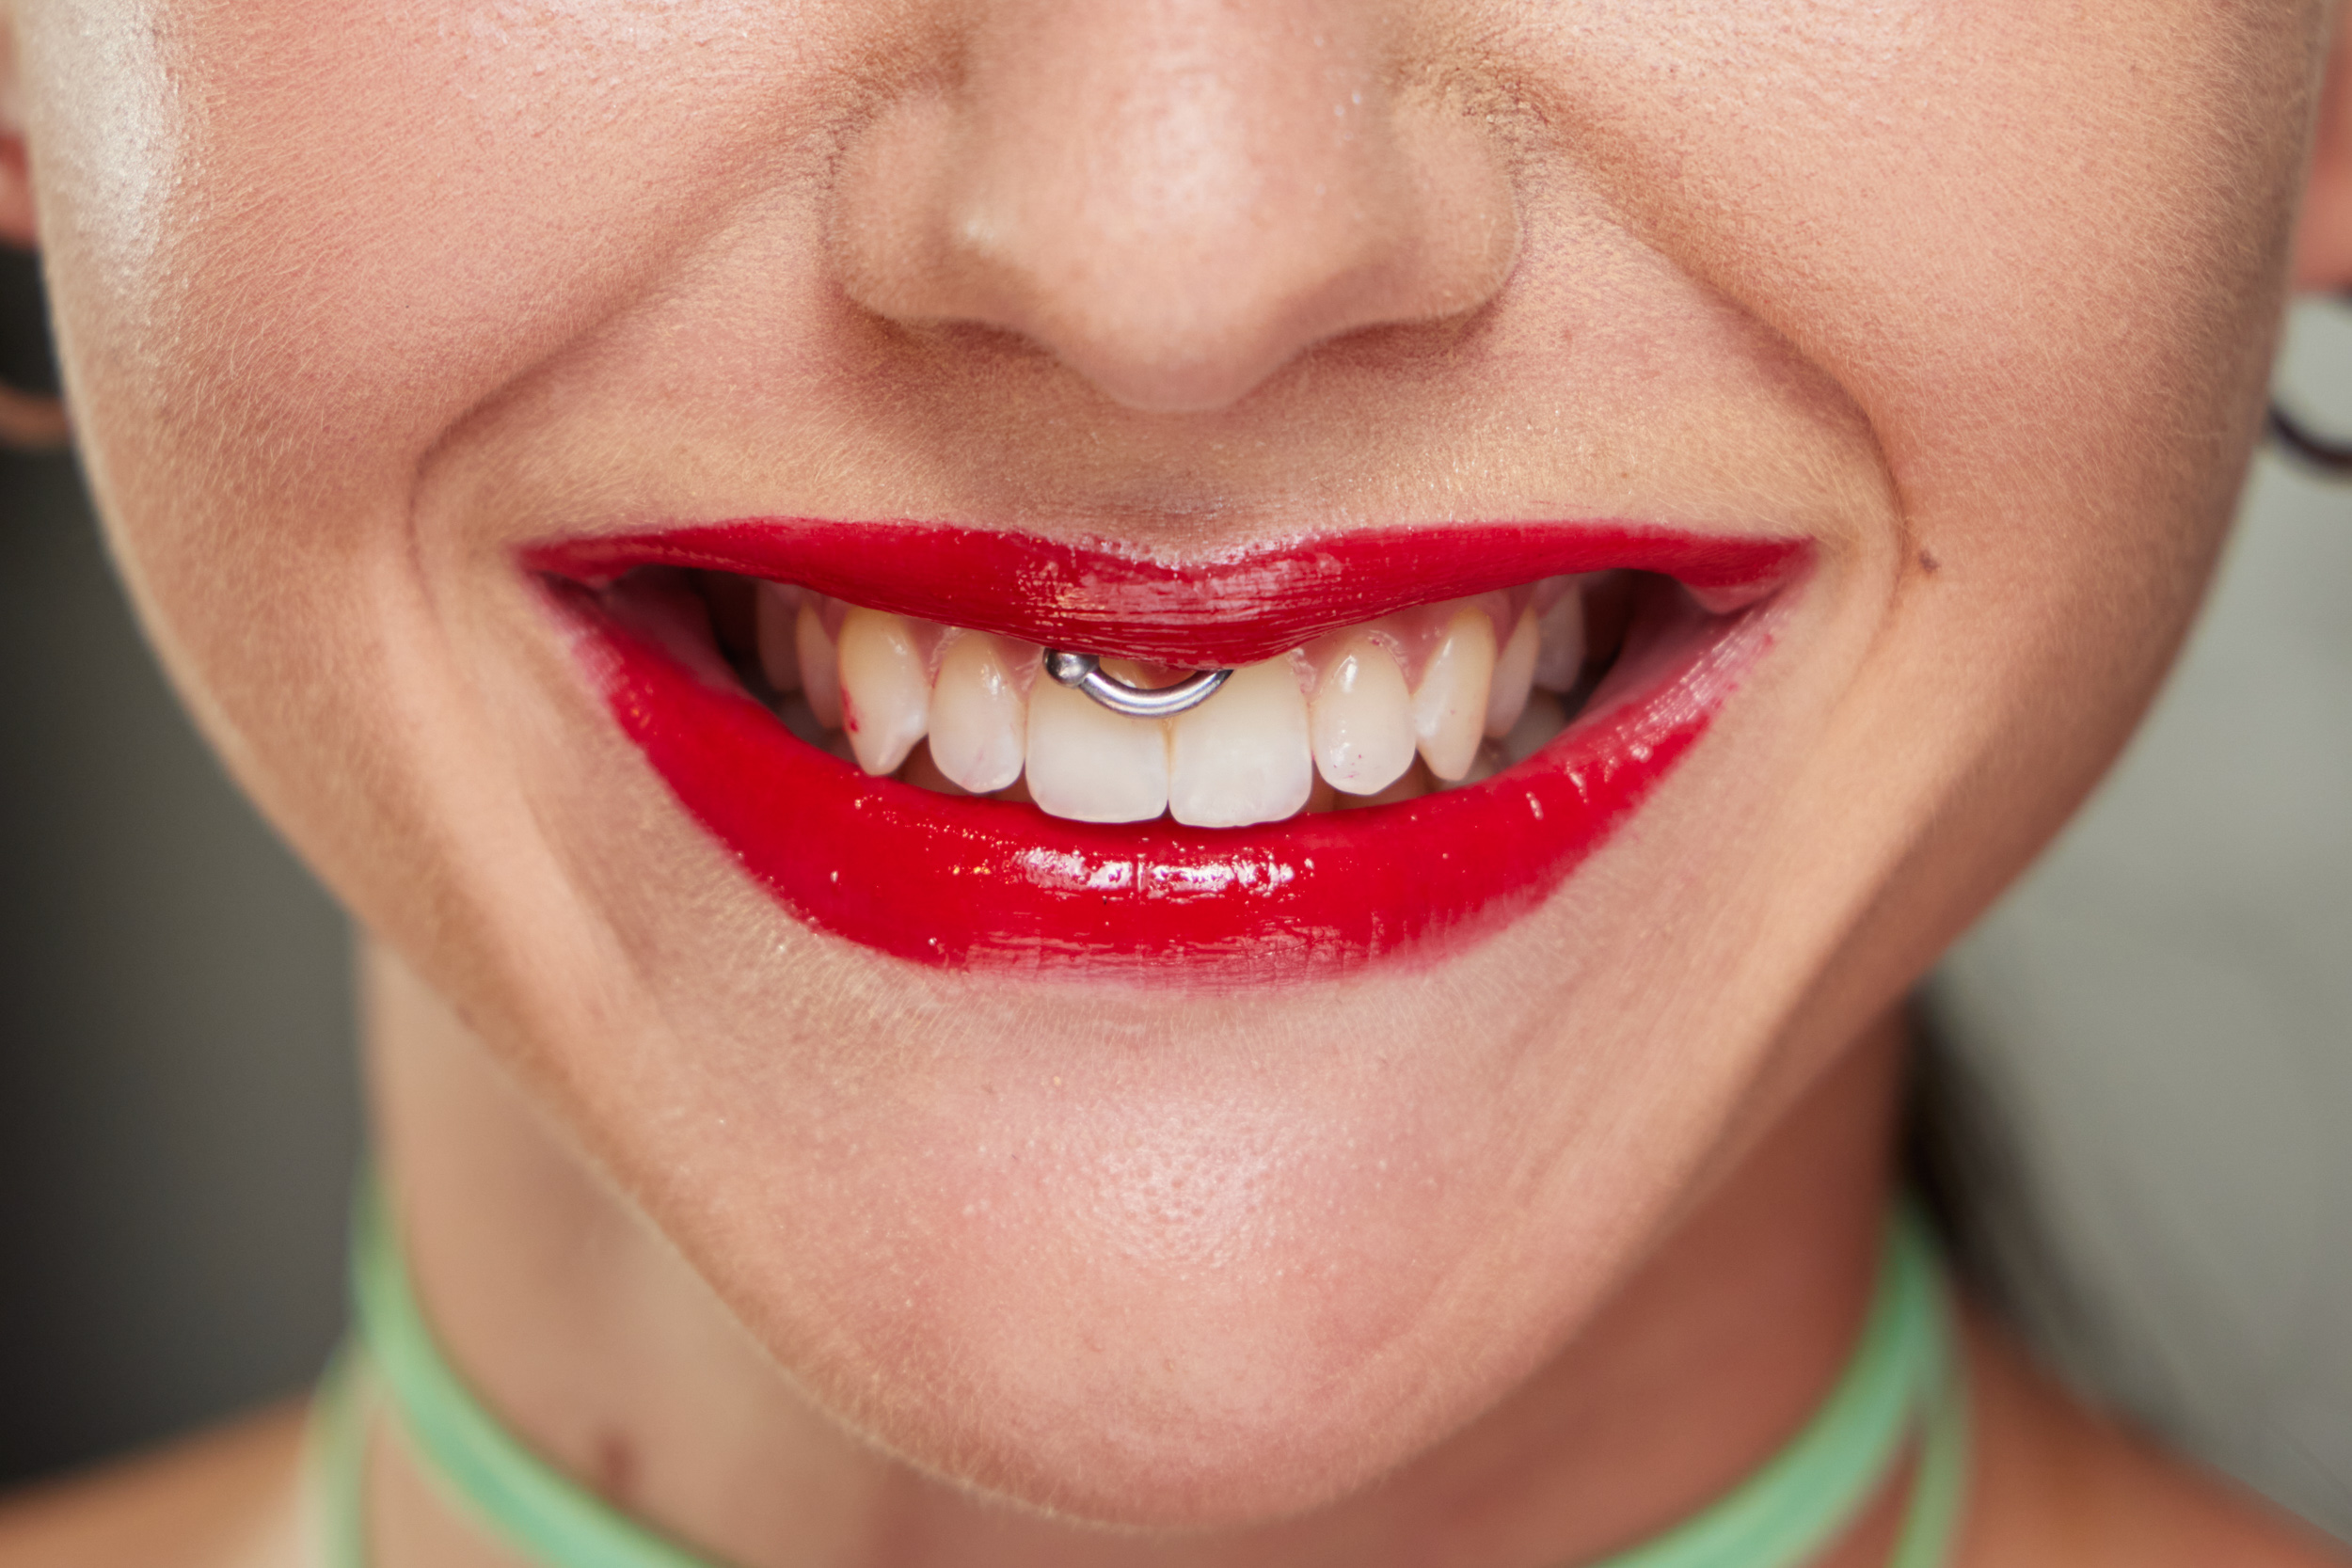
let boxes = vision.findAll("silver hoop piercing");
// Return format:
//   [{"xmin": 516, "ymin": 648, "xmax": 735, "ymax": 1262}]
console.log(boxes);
[{"xmin": 1042, "ymin": 650, "xmax": 1233, "ymax": 718}]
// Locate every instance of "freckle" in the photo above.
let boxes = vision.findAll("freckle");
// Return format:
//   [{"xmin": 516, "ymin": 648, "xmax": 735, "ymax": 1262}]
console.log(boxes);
[
  {"xmin": 1917, "ymin": 549, "xmax": 1941, "ymax": 573},
  {"xmin": 591, "ymin": 1432, "xmax": 637, "ymax": 1505}
]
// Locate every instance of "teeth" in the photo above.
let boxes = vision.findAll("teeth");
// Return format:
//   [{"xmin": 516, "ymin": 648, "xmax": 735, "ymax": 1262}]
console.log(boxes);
[
  {"xmin": 755, "ymin": 583, "xmax": 803, "ymax": 693},
  {"xmin": 1338, "ymin": 760, "xmax": 1433, "ymax": 810},
  {"xmin": 1408, "ymin": 608, "xmax": 1497, "ymax": 782},
  {"xmin": 1309, "ymin": 632, "xmax": 1418, "ymax": 796},
  {"xmin": 1025, "ymin": 674, "xmax": 1171, "ymax": 823},
  {"xmin": 1168, "ymin": 657, "xmax": 1314, "ymax": 828},
  {"xmin": 1532, "ymin": 579, "xmax": 1587, "ymax": 692},
  {"xmin": 751, "ymin": 573, "xmax": 1599, "ymax": 818},
  {"xmin": 929, "ymin": 633, "xmax": 1031, "ymax": 793},
  {"xmin": 1484, "ymin": 609, "xmax": 1539, "ymax": 738},
  {"xmin": 836, "ymin": 608, "xmax": 931, "ymax": 776},
  {"xmin": 796, "ymin": 599, "xmax": 844, "ymax": 730},
  {"xmin": 899, "ymin": 739, "xmax": 971, "ymax": 796}
]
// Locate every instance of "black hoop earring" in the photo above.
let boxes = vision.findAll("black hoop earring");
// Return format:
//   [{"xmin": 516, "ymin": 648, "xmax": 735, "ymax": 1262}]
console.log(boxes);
[
  {"xmin": 0, "ymin": 247, "xmax": 66, "ymax": 451},
  {"xmin": 2269, "ymin": 292, "xmax": 2352, "ymax": 477},
  {"xmin": 2268, "ymin": 402, "xmax": 2352, "ymax": 476},
  {"xmin": 0, "ymin": 385, "xmax": 67, "ymax": 451}
]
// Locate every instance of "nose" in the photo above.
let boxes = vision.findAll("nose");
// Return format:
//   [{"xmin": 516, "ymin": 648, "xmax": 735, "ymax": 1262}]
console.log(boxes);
[{"xmin": 834, "ymin": 0, "xmax": 1520, "ymax": 414}]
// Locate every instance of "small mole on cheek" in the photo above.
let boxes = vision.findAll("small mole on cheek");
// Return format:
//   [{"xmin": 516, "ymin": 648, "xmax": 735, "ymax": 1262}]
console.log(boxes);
[
  {"xmin": 1917, "ymin": 549, "xmax": 1940, "ymax": 574},
  {"xmin": 592, "ymin": 1432, "xmax": 639, "ymax": 1506}
]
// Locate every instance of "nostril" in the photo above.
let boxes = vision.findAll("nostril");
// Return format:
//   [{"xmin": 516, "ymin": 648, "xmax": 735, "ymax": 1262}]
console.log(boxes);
[{"xmin": 830, "ymin": 15, "xmax": 1521, "ymax": 415}]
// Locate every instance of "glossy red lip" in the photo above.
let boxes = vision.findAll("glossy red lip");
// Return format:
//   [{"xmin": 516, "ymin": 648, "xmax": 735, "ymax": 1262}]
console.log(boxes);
[
  {"xmin": 534, "ymin": 521, "xmax": 1804, "ymax": 984},
  {"xmin": 530, "ymin": 519, "xmax": 1803, "ymax": 668}
]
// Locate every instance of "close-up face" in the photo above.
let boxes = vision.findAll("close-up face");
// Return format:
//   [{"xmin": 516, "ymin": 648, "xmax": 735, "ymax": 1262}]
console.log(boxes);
[{"xmin": 2, "ymin": 0, "xmax": 2328, "ymax": 1534}]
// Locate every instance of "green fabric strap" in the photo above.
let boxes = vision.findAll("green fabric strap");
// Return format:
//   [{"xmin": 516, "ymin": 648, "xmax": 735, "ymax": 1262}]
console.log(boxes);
[{"xmin": 316, "ymin": 1194, "xmax": 1967, "ymax": 1568}]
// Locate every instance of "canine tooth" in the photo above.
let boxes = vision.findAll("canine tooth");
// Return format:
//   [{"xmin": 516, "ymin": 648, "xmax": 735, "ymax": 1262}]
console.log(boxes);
[
  {"xmin": 1533, "ymin": 579, "xmax": 1587, "ymax": 691},
  {"xmin": 837, "ymin": 608, "xmax": 931, "ymax": 775},
  {"xmin": 1502, "ymin": 690, "xmax": 1567, "ymax": 766},
  {"xmin": 813, "ymin": 723, "xmax": 858, "ymax": 767},
  {"xmin": 1168, "ymin": 657, "xmax": 1313, "ymax": 827},
  {"xmin": 1026, "ymin": 676, "xmax": 1169, "ymax": 822},
  {"xmin": 796, "ymin": 599, "xmax": 843, "ymax": 729},
  {"xmin": 1408, "ymin": 609, "xmax": 1496, "ymax": 782},
  {"xmin": 930, "ymin": 634, "xmax": 1030, "ymax": 793},
  {"xmin": 1311, "ymin": 633, "xmax": 1417, "ymax": 795},
  {"xmin": 755, "ymin": 583, "xmax": 803, "ymax": 692},
  {"xmin": 1485, "ymin": 609, "xmax": 1539, "ymax": 737}
]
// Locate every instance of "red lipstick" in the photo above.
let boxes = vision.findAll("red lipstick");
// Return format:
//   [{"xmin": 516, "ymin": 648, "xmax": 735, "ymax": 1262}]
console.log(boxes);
[
  {"xmin": 533, "ymin": 522, "xmax": 1803, "ymax": 984},
  {"xmin": 533, "ymin": 520, "xmax": 1802, "ymax": 669}
]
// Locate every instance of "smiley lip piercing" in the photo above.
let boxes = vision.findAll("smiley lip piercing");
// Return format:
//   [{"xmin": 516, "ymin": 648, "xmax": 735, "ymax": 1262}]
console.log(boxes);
[{"xmin": 1042, "ymin": 649, "xmax": 1234, "ymax": 718}]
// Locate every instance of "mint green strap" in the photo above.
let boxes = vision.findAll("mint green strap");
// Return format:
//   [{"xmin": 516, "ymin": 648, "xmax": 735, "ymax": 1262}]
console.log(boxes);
[
  {"xmin": 1889, "ymin": 1280, "xmax": 1973, "ymax": 1568},
  {"xmin": 322, "ymin": 1193, "xmax": 1966, "ymax": 1568},
  {"xmin": 1600, "ymin": 1210, "xmax": 1946, "ymax": 1568},
  {"xmin": 347, "ymin": 1191, "xmax": 723, "ymax": 1568},
  {"xmin": 307, "ymin": 1346, "xmax": 373, "ymax": 1568}
]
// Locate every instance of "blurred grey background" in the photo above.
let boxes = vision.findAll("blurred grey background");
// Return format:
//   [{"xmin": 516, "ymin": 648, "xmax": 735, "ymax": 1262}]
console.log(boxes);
[
  {"xmin": 1929, "ymin": 297, "xmax": 2352, "ymax": 1539},
  {"xmin": 0, "ymin": 245, "xmax": 359, "ymax": 1487},
  {"xmin": 0, "ymin": 246, "xmax": 2346, "ymax": 1544}
]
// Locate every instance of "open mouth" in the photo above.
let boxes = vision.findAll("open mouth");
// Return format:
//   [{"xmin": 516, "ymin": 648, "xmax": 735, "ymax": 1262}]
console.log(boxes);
[{"xmin": 530, "ymin": 522, "xmax": 1808, "ymax": 983}]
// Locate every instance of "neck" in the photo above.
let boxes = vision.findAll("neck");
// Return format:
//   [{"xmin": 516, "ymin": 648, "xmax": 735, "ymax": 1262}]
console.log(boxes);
[{"xmin": 361, "ymin": 940, "xmax": 1911, "ymax": 1568}]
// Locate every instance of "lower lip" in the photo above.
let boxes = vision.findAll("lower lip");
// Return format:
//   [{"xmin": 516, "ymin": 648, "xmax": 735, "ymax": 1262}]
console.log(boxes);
[{"xmin": 550, "ymin": 582, "xmax": 1778, "ymax": 986}]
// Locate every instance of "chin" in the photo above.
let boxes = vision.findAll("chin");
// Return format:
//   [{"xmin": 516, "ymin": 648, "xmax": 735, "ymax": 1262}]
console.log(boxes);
[{"xmin": 674, "ymin": 989, "xmax": 1615, "ymax": 1530}]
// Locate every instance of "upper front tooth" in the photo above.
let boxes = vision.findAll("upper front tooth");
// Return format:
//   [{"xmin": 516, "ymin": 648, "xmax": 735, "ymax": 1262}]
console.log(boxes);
[
  {"xmin": 929, "ymin": 633, "xmax": 1030, "ymax": 794},
  {"xmin": 1168, "ymin": 656, "xmax": 1314, "ymax": 828},
  {"xmin": 837, "ymin": 608, "xmax": 931, "ymax": 775},
  {"xmin": 796, "ymin": 599, "xmax": 844, "ymax": 730},
  {"xmin": 1484, "ymin": 608, "xmax": 1539, "ymax": 738},
  {"xmin": 1025, "ymin": 675, "xmax": 1170, "ymax": 823},
  {"xmin": 755, "ymin": 583, "xmax": 803, "ymax": 693},
  {"xmin": 1310, "ymin": 632, "xmax": 1417, "ymax": 795},
  {"xmin": 1408, "ymin": 608, "xmax": 1496, "ymax": 782}
]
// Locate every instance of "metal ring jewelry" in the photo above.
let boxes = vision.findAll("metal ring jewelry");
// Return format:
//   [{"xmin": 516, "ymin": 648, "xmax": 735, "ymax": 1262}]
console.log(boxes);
[
  {"xmin": 2267, "ymin": 401, "xmax": 2352, "ymax": 476},
  {"xmin": 2267, "ymin": 290, "xmax": 2352, "ymax": 477},
  {"xmin": 1042, "ymin": 650, "xmax": 1233, "ymax": 719}
]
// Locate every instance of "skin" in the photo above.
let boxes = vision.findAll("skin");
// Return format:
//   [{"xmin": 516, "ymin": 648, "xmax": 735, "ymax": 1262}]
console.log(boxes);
[{"xmin": 4, "ymin": 1, "xmax": 2352, "ymax": 1564}]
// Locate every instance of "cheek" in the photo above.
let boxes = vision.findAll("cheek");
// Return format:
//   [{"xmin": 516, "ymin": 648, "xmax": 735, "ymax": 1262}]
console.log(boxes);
[
  {"xmin": 1534, "ymin": 0, "xmax": 2310, "ymax": 914},
  {"xmin": 1549, "ymin": 0, "xmax": 2303, "ymax": 554},
  {"xmin": 15, "ymin": 0, "xmax": 850, "ymax": 931},
  {"xmin": 23, "ymin": 0, "xmax": 818, "ymax": 634}
]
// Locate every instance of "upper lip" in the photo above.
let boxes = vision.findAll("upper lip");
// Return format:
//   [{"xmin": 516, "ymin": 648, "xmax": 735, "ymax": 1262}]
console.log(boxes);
[{"xmin": 524, "ymin": 518, "xmax": 1808, "ymax": 667}]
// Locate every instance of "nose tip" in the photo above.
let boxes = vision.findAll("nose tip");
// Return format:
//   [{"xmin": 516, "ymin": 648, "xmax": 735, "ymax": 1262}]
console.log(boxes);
[{"xmin": 834, "ymin": 5, "xmax": 1520, "ymax": 414}]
